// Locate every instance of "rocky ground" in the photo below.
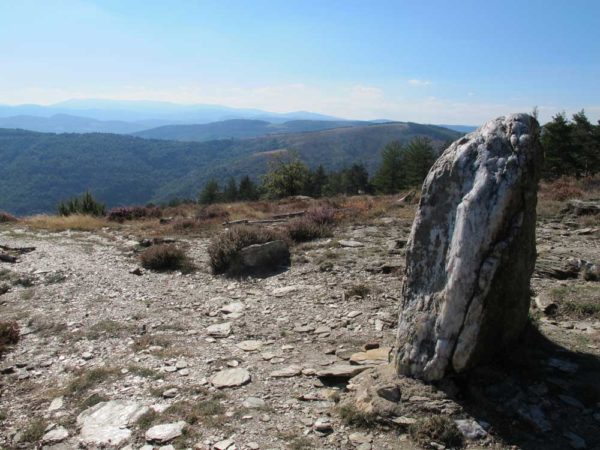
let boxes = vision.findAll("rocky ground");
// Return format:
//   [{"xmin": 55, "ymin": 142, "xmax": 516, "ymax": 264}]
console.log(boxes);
[{"xmin": 0, "ymin": 202, "xmax": 599, "ymax": 450}]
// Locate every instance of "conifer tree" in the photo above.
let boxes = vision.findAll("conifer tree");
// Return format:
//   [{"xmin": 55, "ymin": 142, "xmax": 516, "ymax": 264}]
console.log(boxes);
[
  {"xmin": 238, "ymin": 175, "xmax": 259, "ymax": 201},
  {"xmin": 198, "ymin": 179, "xmax": 220, "ymax": 205},
  {"xmin": 223, "ymin": 177, "xmax": 238, "ymax": 202},
  {"xmin": 373, "ymin": 140, "xmax": 406, "ymax": 194}
]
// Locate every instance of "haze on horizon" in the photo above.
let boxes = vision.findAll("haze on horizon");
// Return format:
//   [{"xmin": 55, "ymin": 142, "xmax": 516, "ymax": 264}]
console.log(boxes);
[{"xmin": 1, "ymin": 0, "xmax": 599, "ymax": 125}]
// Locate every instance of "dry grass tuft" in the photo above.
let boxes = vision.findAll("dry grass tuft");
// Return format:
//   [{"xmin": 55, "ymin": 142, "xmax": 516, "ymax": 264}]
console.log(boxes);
[
  {"xmin": 409, "ymin": 415, "xmax": 464, "ymax": 448},
  {"xmin": 338, "ymin": 404, "xmax": 379, "ymax": 427},
  {"xmin": 208, "ymin": 225, "xmax": 289, "ymax": 274},
  {"xmin": 66, "ymin": 366, "xmax": 121, "ymax": 396},
  {"xmin": 24, "ymin": 214, "xmax": 111, "ymax": 231},
  {"xmin": 140, "ymin": 244, "xmax": 193, "ymax": 272},
  {"xmin": 0, "ymin": 320, "xmax": 20, "ymax": 357}
]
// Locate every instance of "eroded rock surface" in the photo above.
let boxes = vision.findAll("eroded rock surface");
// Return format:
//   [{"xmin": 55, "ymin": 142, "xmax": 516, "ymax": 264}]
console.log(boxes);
[{"xmin": 396, "ymin": 113, "xmax": 543, "ymax": 381}]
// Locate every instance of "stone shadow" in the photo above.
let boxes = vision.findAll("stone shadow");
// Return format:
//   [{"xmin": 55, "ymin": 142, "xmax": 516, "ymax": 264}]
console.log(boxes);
[{"xmin": 448, "ymin": 323, "xmax": 600, "ymax": 450}]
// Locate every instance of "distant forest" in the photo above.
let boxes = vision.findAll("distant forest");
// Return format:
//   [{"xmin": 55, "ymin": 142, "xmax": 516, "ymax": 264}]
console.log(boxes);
[
  {"xmin": 0, "ymin": 111, "xmax": 598, "ymax": 216},
  {"xmin": 0, "ymin": 122, "xmax": 459, "ymax": 215}
]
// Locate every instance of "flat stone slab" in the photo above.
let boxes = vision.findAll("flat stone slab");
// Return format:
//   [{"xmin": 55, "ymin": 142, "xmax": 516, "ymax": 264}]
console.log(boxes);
[
  {"xmin": 42, "ymin": 426, "xmax": 69, "ymax": 444},
  {"xmin": 316, "ymin": 364, "xmax": 371, "ymax": 379},
  {"xmin": 270, "ymin": 365, "xmax": 302, "ymax": 378},
  {"xmin": 350, "ymin": 347, "xmax": 391, "ymax": 365},
  {"xmin": 77, "ymin": 400, "xmax": 148, "ymax": 447},
  {"xmin": 236, "ymin": 340, "xmax": 263, "ymax": 352},
  {"xmin": 338, "ymin": 240, "xmax": 364, "ymax": 248},
  {"xmin": 145, "ymin": 421, "xmax": 186, "ymax": 443},
  {"xmin": 211, "ymin": 367, "xmax": 251, "ymax": 388},
  {"xmin": 207, "ymin": 322, "xmax": 232, "ymax": 338}
]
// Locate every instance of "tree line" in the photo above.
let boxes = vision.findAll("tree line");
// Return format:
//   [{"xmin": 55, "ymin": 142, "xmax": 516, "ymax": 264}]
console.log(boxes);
[
  {"xmin": 199, "ymin": 137, "xmax": 439, "ymax": 204},
  {"xmin": 541, "ymin": 110, "xmax": 600, "ymax": 179}
]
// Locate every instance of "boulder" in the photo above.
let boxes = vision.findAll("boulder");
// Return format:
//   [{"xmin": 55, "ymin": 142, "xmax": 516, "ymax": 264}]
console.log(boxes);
[
  {"xmin": 228, "ymin": 240, "xmax": 290, "ymax": 276},
  {"xmin": 396, "ymin": 114, "xmax": 543, "ymax": 381}
]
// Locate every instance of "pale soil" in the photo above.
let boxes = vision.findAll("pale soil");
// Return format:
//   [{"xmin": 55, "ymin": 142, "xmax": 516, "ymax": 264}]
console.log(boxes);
[{"xmin": 0, "ymin": 206, "xmax": 599, "ymax": 450}]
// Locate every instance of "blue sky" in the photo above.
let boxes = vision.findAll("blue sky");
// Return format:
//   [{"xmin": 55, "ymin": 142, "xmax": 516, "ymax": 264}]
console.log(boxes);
[{"xmin": 1, "ymin": 0, "xmax": 599, "ymax": 124}]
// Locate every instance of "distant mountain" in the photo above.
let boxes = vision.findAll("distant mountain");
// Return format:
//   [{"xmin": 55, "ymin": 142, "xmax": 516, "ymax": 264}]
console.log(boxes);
[
  {"xmin": 0, "ymin": 122, "xmax": 461, "ymax": 216},
  {"xmin": 0, "ymin": 99, "xmax": 341, "ymax": 125},
  {"xmin": 0, "ymin": 114, "xmax": 167, "ymax": 134},
  {"xmin": 134, "ymin": 119, "xmax": 369, "ymax": 141},
  {"xmin": 437, "ymin": 124, "xmax": 477, "ymax": 133}
]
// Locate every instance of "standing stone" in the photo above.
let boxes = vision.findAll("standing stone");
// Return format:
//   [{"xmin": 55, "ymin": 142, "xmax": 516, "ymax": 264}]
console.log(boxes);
[{"xmin": 396, "ymin": 114, "xmax": 543, "ymax": 381}]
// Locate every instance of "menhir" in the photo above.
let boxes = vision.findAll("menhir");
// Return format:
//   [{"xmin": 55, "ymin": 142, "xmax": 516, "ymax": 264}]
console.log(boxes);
[{"xmin": 396, "ymin": 114, "xmax": 543, "ymax": 381}]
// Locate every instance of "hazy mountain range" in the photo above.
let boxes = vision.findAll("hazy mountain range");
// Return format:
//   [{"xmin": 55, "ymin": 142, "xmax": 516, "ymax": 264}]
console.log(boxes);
[
  {"xmin": 0, "ymin": 121, "xmax": 461, "ymax": 215},
  {"xmin": 0, "ymin": 100, "xmax": 476, "ymax": 136}
]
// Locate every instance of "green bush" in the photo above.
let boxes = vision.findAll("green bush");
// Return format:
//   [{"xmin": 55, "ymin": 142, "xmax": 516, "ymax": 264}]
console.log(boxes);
[
  {"xmin": 208, "ymin": 225, "xmax": 288, "ymax": 274},
  {"xmin": 140, "ymin": 244, "xmax": 192, "ymax": 272},
  {"xmin": 57, "ymin": 191, "xmax": 106, "ymax": 216}
]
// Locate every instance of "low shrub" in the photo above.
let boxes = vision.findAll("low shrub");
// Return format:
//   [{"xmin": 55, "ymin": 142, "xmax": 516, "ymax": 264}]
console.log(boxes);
[
  {"xmin": 197, "ymin": 204, "xmax": 230, "ymax": 222},
  {"xmin": 140, "ymin": 244, "xmax": 192, "ymax": 272},
  {"xmin": 345, "ymin": 283, "xmax": 370, "ymax": 298},
  {"xmin": 0, "ymin": 320, "xmax": 20, "ymax": 357},
  {"xmin": 409, "ymin": 416, "xmax": 463, "ymax": 448},
  {"xmin": 57, "ymin": 191, "xmax": 106, "ymax": 217},
  {"xmin": 107, "ymin": 206, "xmax": 162, "ymax": 222},
  {"xmin": 208, "ymin": 225, "xmax": 288, "ymax": 274},
  {"xmin": 286, "ymin": 217, "xmax": 332, "ymax": 242},
  {"xmin": 304, "ymin": 206, "xmax": 337, "ymax": 225},
  {"xmin": 171, "ymin": 218, "xmax": 203, "ymax": 232},
  {"xmin": 338, "ymin": 404, "xmax": 378, "ymax": 427},
  {"xmin": 285, "ymin": 207, "xmax": 337, "ymax": 243},
  {"xmin": 0, "ymin": 211, "xmax": 18, "ymax": 223}
]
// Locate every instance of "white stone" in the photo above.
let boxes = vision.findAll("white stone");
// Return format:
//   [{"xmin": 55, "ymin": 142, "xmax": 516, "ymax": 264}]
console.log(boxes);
[
  {"xmin": 48, "ymin": 396, "xmax": 64, "ymax": 411},
  {"xmin": 211, "ymin": 368, "xmax": 251, "ymax": 388},
  {"xmin": 220, "ymin": 302, "xmax": 245, "ymax": 314},
  {"xmin": 396, "ymin": 114, "xmax": 543, "ymax": 381},
  {"xmin": 145, "ymin": 421, "xmax": 186, "ymax": 443},
  {"xmin": 242, "ymin": 397, "xmax": 266, "ymax": 409},
  {"xmin": 339, "ymin": 240, "xmax": 364, "ymax": 248},
  {"xmin": 77, "ymin": 400, "xmax": 148, "ymax": 447},
  {"xmin": 207, "ymin": 322, "xmax": 232, "ymax": 338},
  {"xmin": 42, "ymin": 426, "xmax": 69, "ymax": 444},
  {"xmin": 236, "ymin": 340, "xmax": 262, "ymax": 352}
]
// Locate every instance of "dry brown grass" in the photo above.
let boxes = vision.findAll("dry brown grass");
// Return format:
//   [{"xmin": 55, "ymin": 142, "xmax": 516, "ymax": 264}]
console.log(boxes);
[
  {"xmin": 537, "ymin": 176, "xmax": 600, "ymax": 220},
  {"xmin": 24, "ymin": 214, "xmax": 112, "ymax": 232}
]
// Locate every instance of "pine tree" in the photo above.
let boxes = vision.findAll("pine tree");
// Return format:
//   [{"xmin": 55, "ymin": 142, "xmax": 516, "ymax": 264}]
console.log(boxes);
[
  {"xmin": 541, "ymin": 113, "xmax": 576, "ymax": 179},
  {"xmin": 57, "ymin": 191, "xmax": 105, "ymax": 216},
  {"xmin": 223, "ymin": 177, "xmax": 238, "ymax": 202},
  {"xmin": 342, "ymin": 163, "xmax": 371, "ymax": 195},
  {"xmin": 571, "ymin": 110, "xmax": 599, "ymax": 176},
  {"xmin": 198, "ymin": 179, "xmax": 220, "ymax": 205},
  {"xmin": 403, "ymin": 137, "xmax": 436, "ymax": 186},
  {"xmin": 238, "ymin": 175, "xmax": 259, "ymax": 201},
  {"xmin": 307, "ymin": 165, "xmax": 328, "ymax": 198},
  {"xmin": 373, "ymin": 141, "xmax": 406, "ymax": 194}
]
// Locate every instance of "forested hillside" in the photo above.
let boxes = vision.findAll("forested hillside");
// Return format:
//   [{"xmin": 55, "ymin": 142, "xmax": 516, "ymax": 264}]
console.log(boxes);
[
  {"xmin": 133, "ymin": 119, "xmax": 369, "ymax": 141},
  {"xmin": 0, "ymin": 123, "xmax": 461, "ymax": 215}
]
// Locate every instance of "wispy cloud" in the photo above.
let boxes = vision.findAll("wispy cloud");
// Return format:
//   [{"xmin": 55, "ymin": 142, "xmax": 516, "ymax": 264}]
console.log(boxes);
[{"xmin": 407, "ymin": 79, "xmax": 432, "ymax": 86}]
